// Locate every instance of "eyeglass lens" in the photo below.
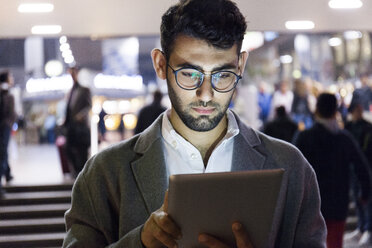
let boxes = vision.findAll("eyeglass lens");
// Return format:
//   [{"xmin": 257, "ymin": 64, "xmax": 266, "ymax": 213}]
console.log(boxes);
[{"xmin": 176, "ymin": 68, "xmax": 237, "ymax": 91}]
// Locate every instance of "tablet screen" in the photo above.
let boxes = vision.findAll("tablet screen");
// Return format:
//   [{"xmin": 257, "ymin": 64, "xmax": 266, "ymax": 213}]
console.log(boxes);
[{"xmin": 168, "ymin": 169, "xmax": 286, "ymax": 248}]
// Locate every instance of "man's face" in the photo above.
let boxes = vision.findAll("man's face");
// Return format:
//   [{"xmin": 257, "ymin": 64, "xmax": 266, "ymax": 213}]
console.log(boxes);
[{"xmin": 164, "ymin": 35, "xmax": 245, "ymax": 132}]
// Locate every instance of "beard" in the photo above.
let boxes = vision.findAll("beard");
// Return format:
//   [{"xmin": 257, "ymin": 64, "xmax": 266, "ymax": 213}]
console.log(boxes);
[{"xmin": 167, "ymin": 79, "xmax": 232, "ymax": 132}]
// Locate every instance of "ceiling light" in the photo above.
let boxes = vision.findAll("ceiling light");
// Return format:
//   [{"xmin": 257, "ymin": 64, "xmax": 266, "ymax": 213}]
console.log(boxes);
[
  {"xmin": 44, "ymin": 60, "xmax": 63, "ymax": 77},
  {"xmin": 18, "ymin": 3, "xmax": 54, "ymax": 13},
  {"xmin": 64, "ymin": 55, "xmax": 75, "ymax": 64},
  {"xmin": 329, "ymin": 0, "xmax": 363, "ymax": 9},
  {"xmin": 344, "ymin": 31, "xmax": 363, "ymax": 39},
  {"xmin": 292, "ymin": 70, "xmax": 302, "ymax": 79},
  {"xmin": 59, "ymin": 43, "xmax": 70, "ymax": 52},
  {"xmin": 59, "ymin": 36, "xmax": 67, "ymax": 44},
  {"xmin": 280, "ymin": 55, "xmax": 293, "ymax": 64},
  {"xmin": 62, "ymin": 50, "xmax": 73, "ymax": 58},
  {"xmin": 328, "ymin": 37, "xmax": 342, "ymax": 46},
  {"xmin": 31, "ymin": 25, "xmax": 62, "ymax": 35},
  {"xmin": 285, "ymin": 21, "xmax": 315, "ymax": 30}
]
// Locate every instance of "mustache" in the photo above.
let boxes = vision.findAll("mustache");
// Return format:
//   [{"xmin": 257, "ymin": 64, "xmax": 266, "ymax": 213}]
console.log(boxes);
[{"xmin": 190, "ymin": 101, "xmax": 219, "ymax": 108}]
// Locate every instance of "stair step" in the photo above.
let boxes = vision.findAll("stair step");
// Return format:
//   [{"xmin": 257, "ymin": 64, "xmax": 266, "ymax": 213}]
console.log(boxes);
[
  {"xmin": 3, "ymin": 183, "xmax": 73, "ymax": 193},
  {"xmin": 0, "ymin": 232, "xmax": 65, "ymax": 248},
  {"xmin": 345, "ymin": 216, "xmax": 357, "ymax": 231},
  {"xmin": 0, "ymin": 203, "xmax": 70, "ymax": 219},
  {"xmin": 0, "ymin": 191, "xmax": 71, "ymax": 206},
  {"xmin": 0, "ymin": 217, "xmax": 65, "ymax": 234}
]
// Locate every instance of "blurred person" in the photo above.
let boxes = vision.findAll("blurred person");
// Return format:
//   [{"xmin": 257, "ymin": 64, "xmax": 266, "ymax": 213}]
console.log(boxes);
[
  {"xmin": 344, "ymin": 102, "xmax": 372, "ymax": 246},
  {"xmin": 269, "ymin": 79, "xmax": 293, "ymax": 119},
  {"xmin": 304, "ymin": 78, "xmax": 320, "ymax": 114},
  {"xmin": 293, "ymin": 93, "xmax": 371, "ymax": 248},
  {"xmin": 98, "ymin": 108, "xmax": 107, "ymax": 142},
  {"xmin": 263, "ymin": 105, "xmax": 298, "ymax": 143},
  {"xmin": 63, "ymin": 0, "xmax": 326, "ymax": 247},
  {"xmin": 291, "ymin": 78, "xmax": 313, "ymax": 129},
  {"xmin": 236, "ymin": 83, "xmax": 261, "ymax": 129},
  {"xmin": 349, "ymin": 73, "xmax": 372, "ymax": 112},
  {"xmin": 0, "ymin": 71, "xmax": 16, "ymax": 196},
  {"xmin": 63, "ymin": 67, "xmax": 92, "ymax": 177},
  {"xmin": 338, "ymin": 94, "xmax": 349, "ymax": 125},
  {"xmin": 134, "ymin": 89, "xmax": 166, "ymax": 134},
  {"xmin": 257, "ymin": 81, "xmax": 272, "ymax": 124},
  {"xmin": 44, "ymin": 107, "xmax": 57, "ymax": 144}
]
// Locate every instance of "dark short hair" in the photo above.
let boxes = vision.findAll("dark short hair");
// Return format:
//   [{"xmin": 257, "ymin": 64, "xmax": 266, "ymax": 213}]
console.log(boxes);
[
  {"xmin": 275, "ymin": 106, "xmax": 287, "ymax": 118},
  {"xmin": 153, "ymin": 90, "xmax": 163, "ymax": 103},
  {"xmin": 160, "ymin": 0, "xmax": 247, "ymax": 60},
  {"xmin": 316, "ymin": 93, "xmax": 338, "ymax": 118},
  {"xmin": 0, "ymin": 71, "xmax": 9, "ymax": 83}
]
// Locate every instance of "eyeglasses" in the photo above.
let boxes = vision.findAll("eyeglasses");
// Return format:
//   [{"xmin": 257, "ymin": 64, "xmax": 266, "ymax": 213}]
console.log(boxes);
[{"xmin": 167, "ymin": 64, "xmax": 242, "ymax": 93}]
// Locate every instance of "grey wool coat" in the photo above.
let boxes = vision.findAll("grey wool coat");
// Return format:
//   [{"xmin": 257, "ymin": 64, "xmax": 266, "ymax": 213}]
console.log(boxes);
[{"xmin": 63, "ymin": 113, "xmax": 326, "ymax": 248}]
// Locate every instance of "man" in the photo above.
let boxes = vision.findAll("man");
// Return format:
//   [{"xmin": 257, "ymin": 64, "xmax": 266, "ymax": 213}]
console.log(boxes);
[
  {"xmin": 0, "ymin": 71, "xmax": 16, "ymax": 197},
  {"xmin": 349, "ymin": 73, "xmax": 372, "ymax": 112},
  {"xmin": 135, "ymin": 89, "xmax": 166, "ymax": 134},
  {"xmin": 269, "ymin": 79, "xmax": 293, "ymax": 120},
  {"xmin": 344, "ymin": 103, "xmax": 372, "ymax": 245},
  {"xmin": 293, "ymin": 93, "xmax": 371, "ymax": 248},
  {"xmin": 63, "ymin": 0, "xmax": 326, "ymax": 247},
  {"xmin": 63, "ymin": 67, "xmax": 91, "ymax": 177},
  {"xmin": 263, "ymin": 106, "xmax": 298, "ymax": 143}
]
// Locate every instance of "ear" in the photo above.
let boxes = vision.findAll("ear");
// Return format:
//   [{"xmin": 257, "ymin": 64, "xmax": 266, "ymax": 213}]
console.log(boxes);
[
  {"xmin": 238, "ymin": 51, "xmax": 249, "ymax": 75},
  {"xmin": 151, "ymin": 48, "xmax": 167, "ymax": 80}
]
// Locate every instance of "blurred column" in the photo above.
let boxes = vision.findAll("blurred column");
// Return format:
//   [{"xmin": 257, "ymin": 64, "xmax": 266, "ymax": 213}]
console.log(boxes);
[{"xmin": 24, "ymin": 37, "xmax": 44, "ymax": 78}]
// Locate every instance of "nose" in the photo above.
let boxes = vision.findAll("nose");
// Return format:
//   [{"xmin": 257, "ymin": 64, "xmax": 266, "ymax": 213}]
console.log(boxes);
[{"xmin": 196, "ymin": 75, "xmax": 214, "ymax": 103}]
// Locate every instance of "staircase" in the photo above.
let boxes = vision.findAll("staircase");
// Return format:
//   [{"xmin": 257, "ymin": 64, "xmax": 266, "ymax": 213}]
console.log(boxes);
[
  {"xmin": 0, "ymin": 182, "xmax": 359, "ymax": 248},
  {"xmin": 346, "ymin": 201, "xmax": 358, "ymax": 231},
  {"xmin": 0, "ymin": 183, "xmax": 73, "ymax": 248}
]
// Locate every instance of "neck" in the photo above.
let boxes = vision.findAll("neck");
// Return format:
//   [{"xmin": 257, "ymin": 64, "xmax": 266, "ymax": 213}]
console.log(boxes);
[{"xmin": 169, "ymin": 109, "xmax": 228, "ymax": 165}]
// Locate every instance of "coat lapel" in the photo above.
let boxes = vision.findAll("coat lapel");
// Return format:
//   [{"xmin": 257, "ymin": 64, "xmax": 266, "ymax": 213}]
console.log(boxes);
[
  {"xmin": 130, "ymin": 116, "xmax": 168, "ymax": 214},
  {"xmin": 231, "ymin": 114, "xmax": 266, "ymax": 171}
]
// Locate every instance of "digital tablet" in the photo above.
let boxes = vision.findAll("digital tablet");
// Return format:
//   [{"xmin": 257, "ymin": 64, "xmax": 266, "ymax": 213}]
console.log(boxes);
[{"xmin": 168, "ymin": 169, "xmax": 287, "ymax": 248}]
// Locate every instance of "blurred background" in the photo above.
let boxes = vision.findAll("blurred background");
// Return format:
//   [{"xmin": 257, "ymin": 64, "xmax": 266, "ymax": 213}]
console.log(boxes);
[{"xmin": 0, "ymin": 0, "xmax": 371, "ymax": 182}]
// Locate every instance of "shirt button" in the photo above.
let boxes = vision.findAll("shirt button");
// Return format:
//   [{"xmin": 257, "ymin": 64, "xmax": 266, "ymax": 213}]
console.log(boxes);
[
  {"xmin": 190, "ymin": 153, "xmax": 197, "ymax": 160},
  {"xmin": 171, "ymin": 141, "xmax": 177, "ymax": 148}
]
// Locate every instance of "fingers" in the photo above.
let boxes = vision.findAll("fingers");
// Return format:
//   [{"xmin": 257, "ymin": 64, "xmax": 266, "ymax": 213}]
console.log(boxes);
[
  {"xmin": 198, "ymin": 234, "xmax": 229, "ymax": 248},
  {"xmin": 150, "ymin": 219, "xmax": 179, "ymax": 248},
  {"xmin": 232, "ymin": 222, "xmax": 254, "ymax": 248},
  {"xmin": 142, "ymin": 211, "xmax": 180, "ymax": 248},
  {"xmin": 153, "ymin": 211, "xmax": 182, "ymax": 239},
  {"xmin": 141, "ymin": 191, "xmax": 182, "ymax": 248},
  {"xmin": 198, "ymin": 222, "xmax": 253, "ymax": 248}
]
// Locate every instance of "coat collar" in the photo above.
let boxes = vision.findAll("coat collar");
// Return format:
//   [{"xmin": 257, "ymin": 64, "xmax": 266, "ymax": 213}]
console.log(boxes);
[
  {"xmin": 231, "ymin": 112, "xmax": 266, "ymax": 171},
  {"xmin": 130, "ymin": 112, "xmax": 267, "ymax": 213}
]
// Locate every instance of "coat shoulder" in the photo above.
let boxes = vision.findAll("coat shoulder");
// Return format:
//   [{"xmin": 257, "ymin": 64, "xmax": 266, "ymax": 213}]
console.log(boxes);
[{"xmin": 255, "ymin": 130, "xmax": 314, "ymax": 174}]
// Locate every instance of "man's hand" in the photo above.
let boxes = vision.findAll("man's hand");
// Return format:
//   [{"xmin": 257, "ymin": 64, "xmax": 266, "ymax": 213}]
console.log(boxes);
[
  {"xmin": 198, "ymin": 222, "xmax": 253, "ymax": 248},
  {"xmin": 141, "ymin": 191, "xmax": 182, "ymax": 248}
]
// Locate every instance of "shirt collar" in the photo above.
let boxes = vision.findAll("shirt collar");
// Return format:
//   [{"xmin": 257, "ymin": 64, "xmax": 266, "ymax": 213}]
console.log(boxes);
[{"xmin": 161, "ymin": 108, "xmax": 240, "ymax": 147}]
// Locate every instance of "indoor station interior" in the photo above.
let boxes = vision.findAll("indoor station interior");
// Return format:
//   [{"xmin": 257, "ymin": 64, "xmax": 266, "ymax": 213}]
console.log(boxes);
[{"xmin": 0, "ymin": 0, "xmax": 372, "ymax": 247}]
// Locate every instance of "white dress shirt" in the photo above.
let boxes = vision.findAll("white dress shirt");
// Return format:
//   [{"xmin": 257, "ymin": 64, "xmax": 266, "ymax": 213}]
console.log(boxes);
[{"xmin": 161, "ymin": 109, "xmax": 239, "ymax": 176}]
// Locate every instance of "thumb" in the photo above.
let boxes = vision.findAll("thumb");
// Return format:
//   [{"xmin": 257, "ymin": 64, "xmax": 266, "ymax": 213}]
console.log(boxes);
[{"xmin": 163, "ymin": 190, "xmax": 169, "ymax": 212}]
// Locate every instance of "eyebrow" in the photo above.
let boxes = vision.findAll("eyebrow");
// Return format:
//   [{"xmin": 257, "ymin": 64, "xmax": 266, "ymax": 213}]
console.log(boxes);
[{"xmin": 174, "ymin": 62, "xmax": 237, "ymax": 72}]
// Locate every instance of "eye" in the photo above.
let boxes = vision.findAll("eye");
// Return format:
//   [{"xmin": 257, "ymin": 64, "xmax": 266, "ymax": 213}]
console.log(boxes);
[
  {"xmin": 180, "ymin": 70, "xmax": 201, "ymax": 79},
  {"xmin": 217, "ymin": 72, "xmax": 233, "ymax": 79}
]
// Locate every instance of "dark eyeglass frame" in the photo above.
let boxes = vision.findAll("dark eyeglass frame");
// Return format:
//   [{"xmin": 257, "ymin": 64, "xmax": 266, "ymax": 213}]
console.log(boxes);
[{"xmin": 167, "ymin": 64, "xmax": 242, "ymax": 93}]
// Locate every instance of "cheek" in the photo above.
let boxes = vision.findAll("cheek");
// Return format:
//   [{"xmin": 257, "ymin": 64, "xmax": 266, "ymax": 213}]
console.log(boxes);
[{"xmin": 216, "ymin": 92, "xmax": 234, "ymax": 106}]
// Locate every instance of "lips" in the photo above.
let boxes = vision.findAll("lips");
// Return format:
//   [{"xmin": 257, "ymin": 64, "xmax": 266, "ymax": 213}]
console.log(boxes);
[{"xmin": 192, "ymin": 107, "xmax": 215, "ymax": 115}]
